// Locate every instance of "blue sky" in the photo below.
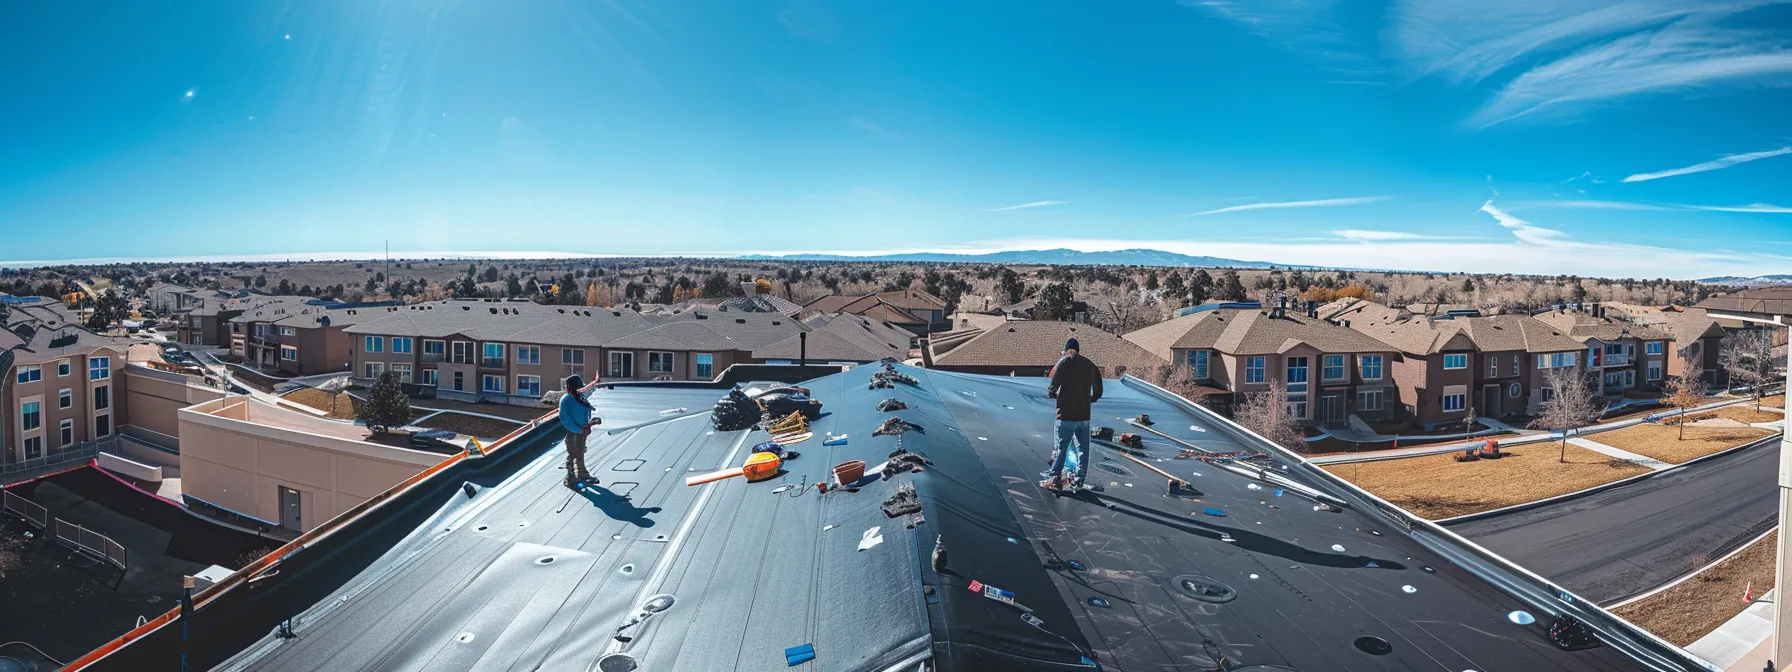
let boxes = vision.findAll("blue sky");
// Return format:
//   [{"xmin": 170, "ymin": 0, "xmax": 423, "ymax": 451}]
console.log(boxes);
[{"xmin": 3, "ymin": 0, "xmax": 1792, "ymax": 278}]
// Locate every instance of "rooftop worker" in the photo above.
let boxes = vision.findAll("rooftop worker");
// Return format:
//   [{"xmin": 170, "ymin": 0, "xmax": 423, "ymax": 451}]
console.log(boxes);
[
  {"xmin": 1042, "ymin": 337, "xmax": 1102, "ymax": 491},
  {"xmin": 559, "ymin": 374, "xmax": 601, "ymax": 488}
]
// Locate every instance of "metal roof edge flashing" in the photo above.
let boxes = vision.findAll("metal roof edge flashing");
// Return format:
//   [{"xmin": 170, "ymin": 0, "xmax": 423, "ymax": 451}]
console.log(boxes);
[{"xmin": 1117, "ymin": 375, "xmax": 1720, "ymax": 672}]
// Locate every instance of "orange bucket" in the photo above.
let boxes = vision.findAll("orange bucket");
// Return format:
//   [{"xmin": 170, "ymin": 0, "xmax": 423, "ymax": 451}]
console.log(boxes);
[
  {"xmin": 744, "ymin": 452, "xmax": 783, "ymax": 482},
  {"xmin": 832, "ymin": 460, "xmax": 866, "ymax": 485}
]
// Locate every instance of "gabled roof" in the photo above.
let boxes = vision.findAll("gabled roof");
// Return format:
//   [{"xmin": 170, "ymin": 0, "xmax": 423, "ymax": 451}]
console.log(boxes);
[
  {"xmin": 874, "ymin": 287, "xmax": 947, "ymax": 312},
  {"xmin": 1352, "ymin": 314, "xmax": 1583, "ymax": 355},
  {"xmin": 930, "ymin": 320, "xmax": 1166, "ymax": 373},
  {"xmin": 802, "ymin": 294, "xmax": 928, "ymax": 325},
  {"xmin": 1316, "ymin": 297, "xmax": 1409, "ymax": 325},
  {"xmin": 751, "ymin": 314, "xmax": 914, "ymax": 362},
  {"xmin": 1533, "ymin": 310, "xmax": 1675, "ymax": 343},
  {"xmin": 1125, "ymin": 309, "xmax": 1393, "ymax": 360}
]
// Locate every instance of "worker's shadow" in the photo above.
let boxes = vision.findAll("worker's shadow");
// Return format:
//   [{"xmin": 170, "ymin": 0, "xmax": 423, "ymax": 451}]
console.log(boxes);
[{"xmin": 578, "ymin": 486, "xmax": 662, "ymax": 528}]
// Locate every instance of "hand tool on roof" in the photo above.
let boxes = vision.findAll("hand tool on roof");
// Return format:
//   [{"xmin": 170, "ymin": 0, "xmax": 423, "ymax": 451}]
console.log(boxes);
[
  {"xmin": 1124, "ymin": 417, "xmax": 1232, "ymax": 458},
  {"xmin": 684, "ymin": 451, "xmax": 783, "ymax": 486},
  {"xmin": 1095, "ymin": 441, "xmax": 1197, "ymax": 495}
]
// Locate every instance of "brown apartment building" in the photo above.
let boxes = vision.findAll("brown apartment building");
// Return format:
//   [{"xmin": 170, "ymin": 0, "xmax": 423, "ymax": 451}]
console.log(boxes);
[
  {"xmin": 926, "ymin": 320, "xmax": 1166, "ymax": 377},
  {"xmin": 1533, "ymin": 307, "xmax": 1675, "ymax": 396},
  {"xmin": 1349, "ymin": 312, "xmax": 1585, "ymax": 429},
  {"xmin": 231, "ymin": 299, "xmax": 402, "ymax": 376},
  {"xmin": 1602, "ymin": 303, "xmax": 1728, "ymax": 385},
  {"xmin": 1, "ymin": 297, "xmax": 132, "ymax": 466},
  {"xmin": 341, "ymin": 301, "xmax": 811, "ymax": 405},
  {"xmin": 176, "ymin": 294, "xmax": 275, "ymax": 347},
  {"xmin": 1125, "ymin": 306, "xmax": 1400, "ymax": 427},
  {"xmin": 801, "ymin": 289, "xmax": 950, "ymax": 335}
]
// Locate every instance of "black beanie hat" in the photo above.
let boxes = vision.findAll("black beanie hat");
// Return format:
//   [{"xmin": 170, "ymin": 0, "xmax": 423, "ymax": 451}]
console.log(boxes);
[{"xmin": 1065, "ymin": 338, "xmax": 1080, "ymax": 352}]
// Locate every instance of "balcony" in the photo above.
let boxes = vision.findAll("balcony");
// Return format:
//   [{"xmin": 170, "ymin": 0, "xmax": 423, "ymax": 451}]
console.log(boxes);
[
  {"xmin": 421, "ymin": 352, "xmax": 445, "ymax": 364},
  {"xmin": 480, "ymin": 357, "xmax": 506, "ymax": 369},
  {"xmin": 1601, "ymin": 353, "xmax": 1630, "ymax": 367}
]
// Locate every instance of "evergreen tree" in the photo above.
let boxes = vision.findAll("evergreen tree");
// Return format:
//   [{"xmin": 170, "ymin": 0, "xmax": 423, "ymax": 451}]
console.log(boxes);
[{"xmin": 357, "ymin": 372, "xmax": 411, "ymax": 434}]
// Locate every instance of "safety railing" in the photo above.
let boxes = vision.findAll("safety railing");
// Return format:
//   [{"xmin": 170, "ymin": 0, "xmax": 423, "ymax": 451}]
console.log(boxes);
[
  {"xmin": 55, "ymin": 517, "xmax": 128, "ymax": 570},
  {"xmin": 0, "ymin": 437, "xmax": 118, "ymax": 486},
  {"xmin": 2, "ymin": 490, "xmax": 48, "ymax": 529}
]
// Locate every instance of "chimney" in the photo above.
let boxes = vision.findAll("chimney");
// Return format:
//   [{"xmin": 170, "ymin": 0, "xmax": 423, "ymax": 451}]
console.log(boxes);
[{"xmin": 798, "ymin": 331, "xmax": 808, "ymax": 369}]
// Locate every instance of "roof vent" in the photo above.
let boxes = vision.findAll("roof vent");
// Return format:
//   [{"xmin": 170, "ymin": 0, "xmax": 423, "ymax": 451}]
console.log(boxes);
[
  {"xmin": 463, "ymin": 306, "xmax": 471, "ymax": 311},
  {"xmin": 735, "ymin": 318, "xmax": 746, "ymax": 324},
  {"xmin": 611, "ymin": 311, "xmax": 622, "ymax": 317},
  {"xmin": 695, "ymin": 313, "xmax": 708, "ymax": 320},
  {"xmin": 1007, "ymin": 327, "xmax": 1016, "ymax": 332},
  {"xmin": 558, "ymin": 309, "xmax": 566, "ymax": 314},
  {"xmin": 772, "ymin": 321, "xmax": 781, "ymax": 326}
]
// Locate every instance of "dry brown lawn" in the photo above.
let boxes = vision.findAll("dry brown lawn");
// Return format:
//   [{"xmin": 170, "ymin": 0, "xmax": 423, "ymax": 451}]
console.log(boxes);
[
  {"xmin": 284, "ymin": 387, "xmax": 359, "ymax": 419},
  {"xmin": 1761, "ymin": 395, "xmax": 1785, "ymax": 409},
  {"xmin": 1592, "ymin": 423, "xmax": 1774, "ymax": 464},
  {"xmin": 1322, "ymin": 444, "xmax": 1648, "ymax": 520},
  {"xmin": 1714, "ymin": 405, "xmax": 1785, "ymax": 424},
  {"xmin": 1612, "ymin": 531, "xmax": 1776, "ymax": 646},
  {"xmin": 417, "ymin": 412, "xmax": 524, "ymax": 439}
]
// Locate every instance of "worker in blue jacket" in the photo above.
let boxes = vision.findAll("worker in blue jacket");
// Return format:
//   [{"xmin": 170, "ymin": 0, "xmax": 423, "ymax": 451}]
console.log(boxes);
[{"xmin": 560, "ymin": 374, "xmax": 600, "ymax": 488}]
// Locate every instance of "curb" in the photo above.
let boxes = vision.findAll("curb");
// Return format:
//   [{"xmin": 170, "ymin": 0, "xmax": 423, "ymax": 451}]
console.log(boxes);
[
  {"xmin": 1438, "ymin": 433, "xmax": 1783, "ymax": 525},
  {"xmin": 1605, "ymin": 525, "xmax": 1780, "ymax": 610}
]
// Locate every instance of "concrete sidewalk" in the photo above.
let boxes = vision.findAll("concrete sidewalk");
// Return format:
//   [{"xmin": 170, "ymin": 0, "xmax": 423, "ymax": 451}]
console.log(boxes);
[
  {"xmin": 1686, "ymin": 589, "xmax": 1774, "ymax": 670},
  {"xmin": 1309, "ymin": 396, "xmax": 1760, "ymax": 465},
  {"xmin": 1566, "ymin": 436, "xmax": 1672, "ymax": 470}
]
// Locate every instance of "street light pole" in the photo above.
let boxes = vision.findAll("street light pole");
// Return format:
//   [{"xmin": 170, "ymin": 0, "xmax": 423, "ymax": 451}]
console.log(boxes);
[{"xmin": 1711, "ymin": 312, "xmax": 1789, "ymax": 670}]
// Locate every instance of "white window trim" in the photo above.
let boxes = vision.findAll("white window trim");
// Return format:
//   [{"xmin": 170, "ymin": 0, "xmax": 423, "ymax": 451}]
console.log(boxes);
[
  {"xmin": 1321, "ymin": 355, "xmax": 1346, "ymax": 382},
  {"xmin": 92, "ymin": 383, "xmax": 110, "ymax": 412},
  {"xmin": 1442, "ymin": 353, "xmax": 1468, "ymax": 370},
  {"xmin": 89, "ymin": 356, "xmax": 110, "ymax": 381},
  {"xmin": 280, "ymin": 326, "xmax": 296, "ymax": 336},
  {"xmin": 421, "ymin": 368, "xmax": 438, "ymax": 386},
  {"xmin": 391, "ymin": 363, "xmax": 413, "ymax": 383},
  {"xmin": 57, "ymin": 359, "xmax": 70, "ymax": 377},
  {"xmin": 58, "ymin": 388, "xmax": 72, "ymax": 409},
  {"xmin": 59, "ymin": 418, "xmax": 75, "ymax": 447},
  {"xmin": 1245, "ymin": 356, "xmax": 1266, "ymax": 384},
  {"xmin": 482, "ymin": 374, "xmax": 506, "ymax": 394},
  {"xmin": 1359, "ymin": 355, "xmax": 1383, "ymax": 381},
  {"xmin": 423, "ymin": 339, "xmax": 446, "ymax": 355},
  {"xmin": 1356, "ymin": 389, "xmax": 1384, "ymax": 411},
  {"xmin": 92, "ymin": 410, "xmax": 111, "ymax": 439},
  {"xmin": 281, "ymin": 346, "xmax": 298, "ymax": 361},
  {"xmin": 695, "ymin": 353, "xmax": 715, "ymax": 378},
  {"xmin": 1646, "ymin": 363, "xmax": 1662, "ymax": 382},
  {"xmin": 20, "ymin": 399, "xmax": 43, "ymax": 433},
  {"xmin": 1646, "ymin": 341, "xmax": 1663, "ymax": 355},
  {"xmin": 516, "ymin": 345, "xmax": 541, "ymax": 365},
  {"xmin": 516, "ymin": 374, "xmax": 542, "ymax": 396},
  {"xmin": 1442, "ymin": 392, "xmax": 1467, "ymax": 412},
  {"xmin": 364, "ymin": 336, "xmax": 384, "ymax": 353},
  {"xmin": 1486, "ymin": 355, "xmax": 1497, "ymax": 377},
  {"xmin": 392, "ymin": 337, "xmax": 414, "ymax": 354},
  {"xmin": 16, "ymin": 365, "xmax": 41, "ymax": 384},
  {"xmin": 563, "ymin": 348, "xmax": 585, "ymax": 365},
  {"xmin": 648, "ymin": 351, "xmax": 676, "ymax": 374}
]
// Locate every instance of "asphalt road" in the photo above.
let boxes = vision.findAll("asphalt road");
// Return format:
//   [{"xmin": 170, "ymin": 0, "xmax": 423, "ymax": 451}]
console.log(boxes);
[{"xmin": 1445, "ymin": 436, "xmax": 1781, "ymax": 605}]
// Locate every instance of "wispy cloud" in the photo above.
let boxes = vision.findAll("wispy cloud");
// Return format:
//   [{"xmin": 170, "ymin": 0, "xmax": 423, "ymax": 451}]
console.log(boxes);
[
  {"xmin": 1687, "ymin": 202, "xmax": 1792, "ymax": 213},
  {"xmin": 1622, "ymin": 147, "xmax": 1792, "ymax": 182},
  {"xmin": 1479, "ymin": 201, "xmax": 1570, "ymax": 245},
  {"xmin": 1177, "ymin": 195, "xmax": 1393, "ymax": 217},
  {"xmin": 1333, "ymin": 230, "xmax": 1421, "ymax": 242},
  {"xmin": 984, "ymin": 200, "xmax": 1070, "ymax": 212},
  {"xmin": 850, "ymin": 117, "xmax": 900, "ymax": 141},
  {"xmin": 1508, "ymin": 199, "xmax": 1792, "ymax": 213}
]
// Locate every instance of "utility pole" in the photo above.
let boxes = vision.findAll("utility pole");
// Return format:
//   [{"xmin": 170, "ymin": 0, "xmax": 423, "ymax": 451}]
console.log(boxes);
[{"xmin": 1708, "ymin": 310, "xmax": 1789, "ymax": 670}]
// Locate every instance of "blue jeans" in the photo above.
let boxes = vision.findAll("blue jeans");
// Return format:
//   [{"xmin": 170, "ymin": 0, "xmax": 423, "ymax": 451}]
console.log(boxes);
[{"xmin": 1047, "ymin": 420, "xmax": 1091, "ymax": 484}]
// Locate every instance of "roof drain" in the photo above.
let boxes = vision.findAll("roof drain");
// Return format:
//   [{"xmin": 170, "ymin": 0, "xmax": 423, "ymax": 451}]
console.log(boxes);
[
  {"xmin": 1170, "ymin": 574, "xmax": 1237, "ymax": 604},
  {"xmin": 612, "ymin": 593, "xmax": 677, "ymax": 644}
]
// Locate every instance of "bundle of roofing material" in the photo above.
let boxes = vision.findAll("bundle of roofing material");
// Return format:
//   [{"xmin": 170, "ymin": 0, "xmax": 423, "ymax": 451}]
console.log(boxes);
[{"xmin": 711, "ymin": 388, "xmax": 760, "ymax": 431}]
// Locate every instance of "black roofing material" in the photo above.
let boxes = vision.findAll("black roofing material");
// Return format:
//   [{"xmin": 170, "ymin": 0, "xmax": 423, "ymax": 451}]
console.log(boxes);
[{"xmin": 77, "ymin": 368, "xmax": 1716, "ymax": 672}]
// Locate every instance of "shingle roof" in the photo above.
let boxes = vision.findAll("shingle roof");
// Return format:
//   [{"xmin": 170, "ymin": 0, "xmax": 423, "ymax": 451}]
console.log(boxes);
[
  {"xmin": 1316, "ymin": 298, "xmax": 1409, "ymax": 325},
  {"xmin": 875, "ymin": 288, "xmax": 947, "ymax": 312},
  {"xmin": 1352, "ymin": 314, "xmax": 1583, "ymax": 355},
  {"xmin": 930, "ymin": 320, "xmax": 1167, "ymax": 373},
  {"xmin": 801, "ymin": 294, "xmax": 928, "ymax": 325},
  {"xmin": 1124, "ymin": 309, "xmax": 1392, "ymax": 359},
  {"xmin": 1533, "ymin": 310, "xmax": 1675, "ymax": 343},
  {"xmin": 751, "ymin": 314, "xmax": 914, "ymax": 362},
  {"xmin": 1697, "ymin": 286, "xmax": 1792, "ymax": 317},
  {"xmin": 343, "ymin": 302, "xmax": 804, "ymax": 352}
]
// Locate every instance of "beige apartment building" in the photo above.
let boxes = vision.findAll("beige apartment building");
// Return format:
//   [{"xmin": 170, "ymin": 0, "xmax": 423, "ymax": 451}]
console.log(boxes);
[
  {"xmin": 178, "ymin": 396, "xmax": 443, "ymax": 532},
  {"xmin": 342, "ymin": 300, "xmax": 810, "ymax": 404},
  {"xmin": 2, "ymin": 298, "xmax": 134, "ymax": 467}
]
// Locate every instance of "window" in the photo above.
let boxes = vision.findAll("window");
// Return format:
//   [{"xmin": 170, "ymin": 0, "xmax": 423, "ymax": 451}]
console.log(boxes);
[
  {"xmin": 16, "ymin": 365, "xmax": 40, "ymax": 384},
  {"xmin": 94, "ymin": 414, "xmax": 110, "ymax": 439},
  {"xmin": 648, "ymin": 351, "xmax": 675, "ymax": 373},
  {"xmin": 482, "ymin": 343, "xmax": 505, "ymax": 366},
  {"xmin": 1605, "ymin": 371, "xmax": 1624, "ymax": 388},
  {"xmin": 516, "ymin": 375, "xmax": 541, "ymax": 397},
  {"xmin": 1185, "ymin": 350, "xmax": 1209, "ymax": 379},
  {"xmin": 1357, "ymin": 389, "xmax": 1383, "ymax": 411},
  {"xmin": 59, "ymin": 419, "xmax": 74, "ymax": 447},
  {"xmin": 1321, "ymin": 355, "xmax": 1345, "ymax": 381},
  {"xmin": 280, "ymin": 326, "xmax": 296, "ymax": 336},
  {"xmin": 1441, "ymin": 392, "xmax": 1467, "ymax": 412},
  {"xmin": 58, "ymin": 389, "xmax": 71, "ymax": 409},
  {"xmin": 453, "ymin": 371, "xmax": 465, "ymax": 391},
  {"xmin": 451, "ymin": 341, "xmax": 471, "ymax": 363},
  {"xmin": 364, "ymin": 336, "xmax": 384, "ymax": 353},
  {"xmin": 1509, "ymin": 382, "xmax": 1522, "ymax": 398},
  {"xmin": 696, "ymin": 353, "xmax": 714, "ymax": 379},
  {"xmin": 1536, "ymin": 352, "xmax": 1577, "ymax": 369},
  {"xmin": 89, "ymin": 356, "xmax": 110, "ymax": 381},
  {"xmin": 1245, "ymin": 356, "xmax": 1265, "ymax": 384},
  {"xmin": 482, "ymin": 374, "xmax": 506, "ymax": 394},
  {"xmin": 421, "ymin": 368, "xmax": 438, "ymax": 386},
  {"xmin": 363, "ymin": 362, "xmax": 384, "ymax": 378},
  {"xmin": 1646, "ymin": 341, "xmax": 1663, "ymax": 355},
  {"xmin": 393, "ymin": 337, "xmax": 414, "ymax": 354},
  {"xmin": 21, "ymin": 401, "xmax": 41, "ymax": 431},
  {"xmin": 1512, "ymin": 357, "xmax": 1520, "ymax": 376},
  {"xmin": 93, "ymin": 385, "xmax": 109, "ymax": 411},
  {"xmin": 23, "ymin": 436, "xmax": 41, "ymax": 460},
  {"xmin": 392, "ymin": 363, "xmax": 413, "ymax": 383},
  {"xmin": 1443, "ymin": 353, "xmax": 1467, "ymax": 369},
  {"xmin": 1541, "ymin": 387, "xmax": 1557, "ymax": 402},
  {"xmin": 1486, "ymin": 355, "xmax": 1498, "ymax": 377},
  {"xmin": 57, "ymin": 360, "xmax": 70, "ymax": 377},
  {"xmin": 516, "ymin": 345, "xmax": 540, "ymax": 365},
  {"xmin": 281, "ymin": 346, "xmax": 298, "ymax": 361},
  {"xmin": 563, "ymin": 348, "xmax": 585, "ymax": 365},
  {"xmin": 1359, "ymin": 355, "xmax": 1383, "ymax": 380},
  {"xmin": 424, "ymin": 340, "xmax": 446, "ymax": 356},
  {"xmin": 1646, "ymin": 362, "xmax": 1662, "ymax": 382}
]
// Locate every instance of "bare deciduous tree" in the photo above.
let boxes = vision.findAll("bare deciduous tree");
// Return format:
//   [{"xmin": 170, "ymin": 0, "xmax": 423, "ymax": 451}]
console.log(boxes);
[
  {"xmin": 1720, "ymin": 330, "xmax": 1776, "ymax": 408},
  {"xmin": 1531, "ymin": 366, "xmax": 1605, "ymax": 462},
  {"xmin": 1662, "ymin": 353, "xmax": 1704, "ymax": 441},
  {"xmin": 1236, "ymin": 377, "xmax": 1307, "ymax": 452}
]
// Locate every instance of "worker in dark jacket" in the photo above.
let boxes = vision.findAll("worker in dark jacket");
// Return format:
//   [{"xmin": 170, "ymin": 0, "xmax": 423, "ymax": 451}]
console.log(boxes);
[
  {"xmin": 1042, "ymin": 338, "xmax": 1102, "ymax": 490},
  {"xmin": 559, "ymin": 374, "xmax": 600, "ymax": 488}
]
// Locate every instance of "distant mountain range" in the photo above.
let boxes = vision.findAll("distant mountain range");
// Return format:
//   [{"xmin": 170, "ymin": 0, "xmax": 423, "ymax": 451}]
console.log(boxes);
[
  {"xmin": 1699, "ymin": 275, "xmax": 1792, "ymax": 286},
  {"xmin": 740, "ymin": 248, "xmax": 1306, "ymax": 268}
]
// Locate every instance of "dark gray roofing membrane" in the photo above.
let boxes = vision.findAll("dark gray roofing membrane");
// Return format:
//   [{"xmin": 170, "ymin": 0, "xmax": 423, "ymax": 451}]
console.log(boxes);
[{"xmin": 74, "ymin": 367, "xmax": 1712, "ymax": 671}]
